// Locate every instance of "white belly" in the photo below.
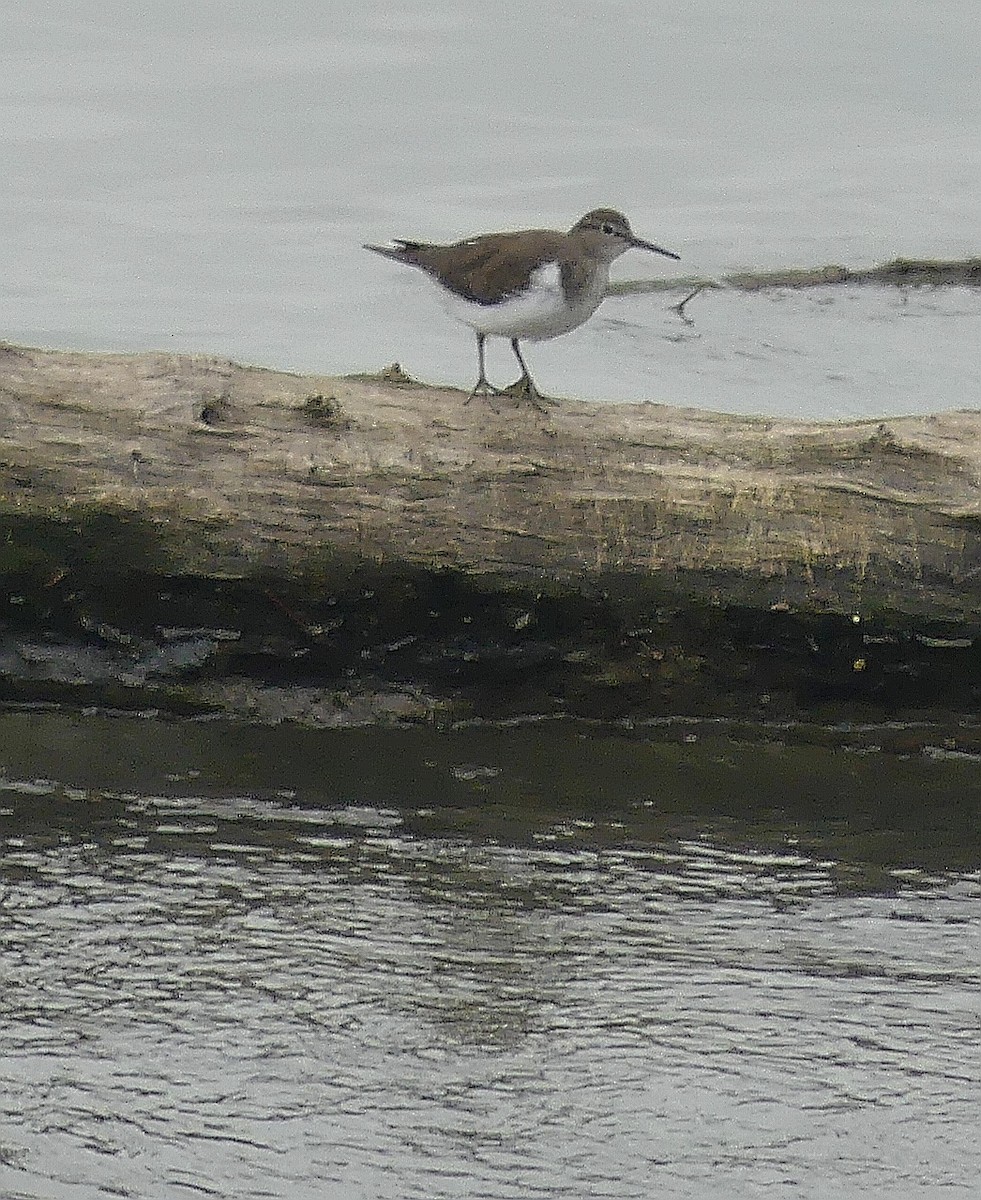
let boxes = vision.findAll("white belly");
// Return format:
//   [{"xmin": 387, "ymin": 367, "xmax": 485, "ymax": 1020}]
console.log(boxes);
[{"xmin": 430, "ymin": 262, "xmax": 608, "ymax": 342}]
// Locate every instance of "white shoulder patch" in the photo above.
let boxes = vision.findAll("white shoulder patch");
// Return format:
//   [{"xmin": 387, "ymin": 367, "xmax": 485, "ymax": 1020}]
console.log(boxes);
[{"xmin": 529, "ymin": 261, "xmax": 563, "ymax": 294}]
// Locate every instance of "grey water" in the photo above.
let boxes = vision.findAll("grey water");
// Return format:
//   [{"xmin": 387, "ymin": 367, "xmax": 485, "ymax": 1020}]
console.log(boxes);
[
  {"xmin": 2, "ymin": 711, "xmax": 981, "ymax": 1199},
  {"xmin": 3, "ymin": 6, "xmax": 981, "ymax": 1195},
  {"xmin": 3, "ymin": 1, "xmax": 981, "ymax": 415}
]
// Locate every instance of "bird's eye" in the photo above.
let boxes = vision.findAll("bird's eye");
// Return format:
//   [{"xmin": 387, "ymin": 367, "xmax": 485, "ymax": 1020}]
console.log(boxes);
[{"xmin": 601, "ymin": 222, "xmax": 615, "ymax": 235}]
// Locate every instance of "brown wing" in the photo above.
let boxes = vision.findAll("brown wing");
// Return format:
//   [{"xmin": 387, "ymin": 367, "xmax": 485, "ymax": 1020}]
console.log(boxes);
[{"xmin": 390, "ymin": 230, "xmax": 571, "ymax": 306}]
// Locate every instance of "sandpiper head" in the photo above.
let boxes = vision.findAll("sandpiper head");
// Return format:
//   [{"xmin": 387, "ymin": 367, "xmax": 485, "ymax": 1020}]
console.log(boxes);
[{"xmin": 573, "ymin": 208, "xmax": 680, "ymax": 263}]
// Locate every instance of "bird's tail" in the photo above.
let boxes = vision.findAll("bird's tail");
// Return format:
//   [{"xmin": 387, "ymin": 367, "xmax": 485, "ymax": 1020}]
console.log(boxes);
[{"xmin": 362, "ymin": 239, "xmax": 426, "ymax": 265}]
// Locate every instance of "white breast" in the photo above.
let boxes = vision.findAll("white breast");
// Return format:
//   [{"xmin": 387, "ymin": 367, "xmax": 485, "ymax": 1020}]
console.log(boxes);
[{"xmin": 430, "ymin": 262, "xmax": 609, "ymax": 342}]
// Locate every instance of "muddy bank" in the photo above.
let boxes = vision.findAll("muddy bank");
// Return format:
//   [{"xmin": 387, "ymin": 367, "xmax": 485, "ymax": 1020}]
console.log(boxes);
[{"xmin": 2, "ymin": 342, "xmax": 981, "ymax": 727}]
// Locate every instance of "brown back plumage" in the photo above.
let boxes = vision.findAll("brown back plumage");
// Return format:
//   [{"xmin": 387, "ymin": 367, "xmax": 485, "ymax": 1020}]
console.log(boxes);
[{"xmin": 365, "ymin": 229, "xmax": 581, "ymax": 305}]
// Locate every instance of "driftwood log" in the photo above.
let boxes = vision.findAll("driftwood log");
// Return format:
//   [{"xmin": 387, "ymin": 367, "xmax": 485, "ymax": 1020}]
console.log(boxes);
[{"xmin": 2, "ymin": 342, "xmax": 981, "ymax": 727}]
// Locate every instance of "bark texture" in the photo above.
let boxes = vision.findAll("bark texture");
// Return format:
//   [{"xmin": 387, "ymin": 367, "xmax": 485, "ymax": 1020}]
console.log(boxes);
[{"xmin": 2, "ymin": 343, "xmax": 980, "ymax": 725}]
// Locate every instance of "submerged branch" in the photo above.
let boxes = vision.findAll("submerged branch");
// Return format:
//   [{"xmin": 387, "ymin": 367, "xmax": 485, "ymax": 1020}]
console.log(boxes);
[{"xmin": 610, "ymin": 255, "xmax": 981, "ymax": 297}]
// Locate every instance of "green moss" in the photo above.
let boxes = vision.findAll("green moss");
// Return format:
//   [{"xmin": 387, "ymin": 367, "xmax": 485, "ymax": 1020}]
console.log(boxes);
[
  {"xmin": 344, "ymin": 362, "xmax": 422, "ymax": 387},
  {"xmin": 298, "ymin": 393, "xmax": 346, "ymax": 426},
  {"xmin": 0, "ymin": 505, "xmax": 169, "ymax": 583}
]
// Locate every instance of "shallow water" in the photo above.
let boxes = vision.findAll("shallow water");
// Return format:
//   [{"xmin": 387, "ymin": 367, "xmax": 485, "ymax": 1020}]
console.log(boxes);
[
  {"xmin": 2, "ymin": 711, "xmax": 980, "ymax": 1198},
  {"xmin": 2, "ymin": 2, "xmax": 981, "ymax": 416}
]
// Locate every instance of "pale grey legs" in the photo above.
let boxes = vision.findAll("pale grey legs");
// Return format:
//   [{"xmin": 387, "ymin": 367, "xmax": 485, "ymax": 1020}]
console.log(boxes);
[{"xmin": 465, "ymin": 333, "xmax": 554, "ymax": 411}]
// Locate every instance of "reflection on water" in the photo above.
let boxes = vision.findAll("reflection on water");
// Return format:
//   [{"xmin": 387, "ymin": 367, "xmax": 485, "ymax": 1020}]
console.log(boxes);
[{"xmin": 1, "ymin": 712, "xmax": 979, "ymax": 1198}]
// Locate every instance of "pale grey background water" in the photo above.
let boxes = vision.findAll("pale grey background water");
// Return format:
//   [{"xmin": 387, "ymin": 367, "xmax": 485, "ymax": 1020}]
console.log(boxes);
[{"xmin": 2, "ymin": 1, "xmax": 981, "ymax": 414}]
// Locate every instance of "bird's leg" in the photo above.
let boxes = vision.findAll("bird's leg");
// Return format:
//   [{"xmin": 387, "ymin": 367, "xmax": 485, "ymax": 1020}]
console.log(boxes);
[
  {"xmin": 501, "ymin": 339, "xmax": 556, "ymax": 410},
  {"xmin": 465, "ymin": 333, "xmax": 504, "ymax": 404}
]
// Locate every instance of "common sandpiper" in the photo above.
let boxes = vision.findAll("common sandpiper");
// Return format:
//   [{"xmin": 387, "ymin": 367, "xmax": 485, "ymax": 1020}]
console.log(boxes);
[{"xmin": 364, "ymin": 208, "xmax": 680, "ymax": 408}]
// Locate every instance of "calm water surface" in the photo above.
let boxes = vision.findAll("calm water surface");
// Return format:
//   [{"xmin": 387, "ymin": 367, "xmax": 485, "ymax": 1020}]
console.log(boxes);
[
  {"xmin": 1, "ymin": 711, "xmax": 980, "ymax": 1198},
  {"xmin": 2, "ymin": 2, "xmax": 981, "ymax": 415}
]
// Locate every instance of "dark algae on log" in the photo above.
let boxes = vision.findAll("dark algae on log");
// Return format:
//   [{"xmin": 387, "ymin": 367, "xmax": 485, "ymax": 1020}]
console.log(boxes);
[{"xmin": 1, "ymin": 507, "xmax": 981, "ymax": 729}]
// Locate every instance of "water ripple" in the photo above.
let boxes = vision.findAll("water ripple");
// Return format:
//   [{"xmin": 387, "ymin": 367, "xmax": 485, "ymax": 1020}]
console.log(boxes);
[{"xmin": 2, "ymin": 717, "xmax": 980, "ymax": 1197}]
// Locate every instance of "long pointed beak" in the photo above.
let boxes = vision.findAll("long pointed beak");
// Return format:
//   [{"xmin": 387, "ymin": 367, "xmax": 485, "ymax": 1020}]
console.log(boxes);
[{"xmin": 631, "ymin": 235, "xmax": 681, "ymax": 261}]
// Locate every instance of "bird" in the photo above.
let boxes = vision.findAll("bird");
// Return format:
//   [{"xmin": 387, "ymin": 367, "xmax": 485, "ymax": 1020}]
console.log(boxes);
[{"xmin": 364, "ymin": 208, "xmax": 680, "ymax": 408}]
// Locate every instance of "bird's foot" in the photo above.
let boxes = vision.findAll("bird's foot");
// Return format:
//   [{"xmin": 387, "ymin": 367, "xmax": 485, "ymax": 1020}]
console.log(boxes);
[
  {"xmin": 500, "ymin": 375, "xmax": 557, "ymax": 413},
  {"xmin": 464, "ymin": 377, "xmax": 507, "ymax": 407}
]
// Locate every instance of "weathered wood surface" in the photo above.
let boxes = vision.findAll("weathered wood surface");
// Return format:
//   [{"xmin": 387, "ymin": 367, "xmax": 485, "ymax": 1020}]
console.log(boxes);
[
  {"xmin": 4, "ymin": 340, "xmax": 981, "ymax": 725},
  {"xmin": 2, "ymin": 342, "xmax": 980, "ymax": 620}
]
